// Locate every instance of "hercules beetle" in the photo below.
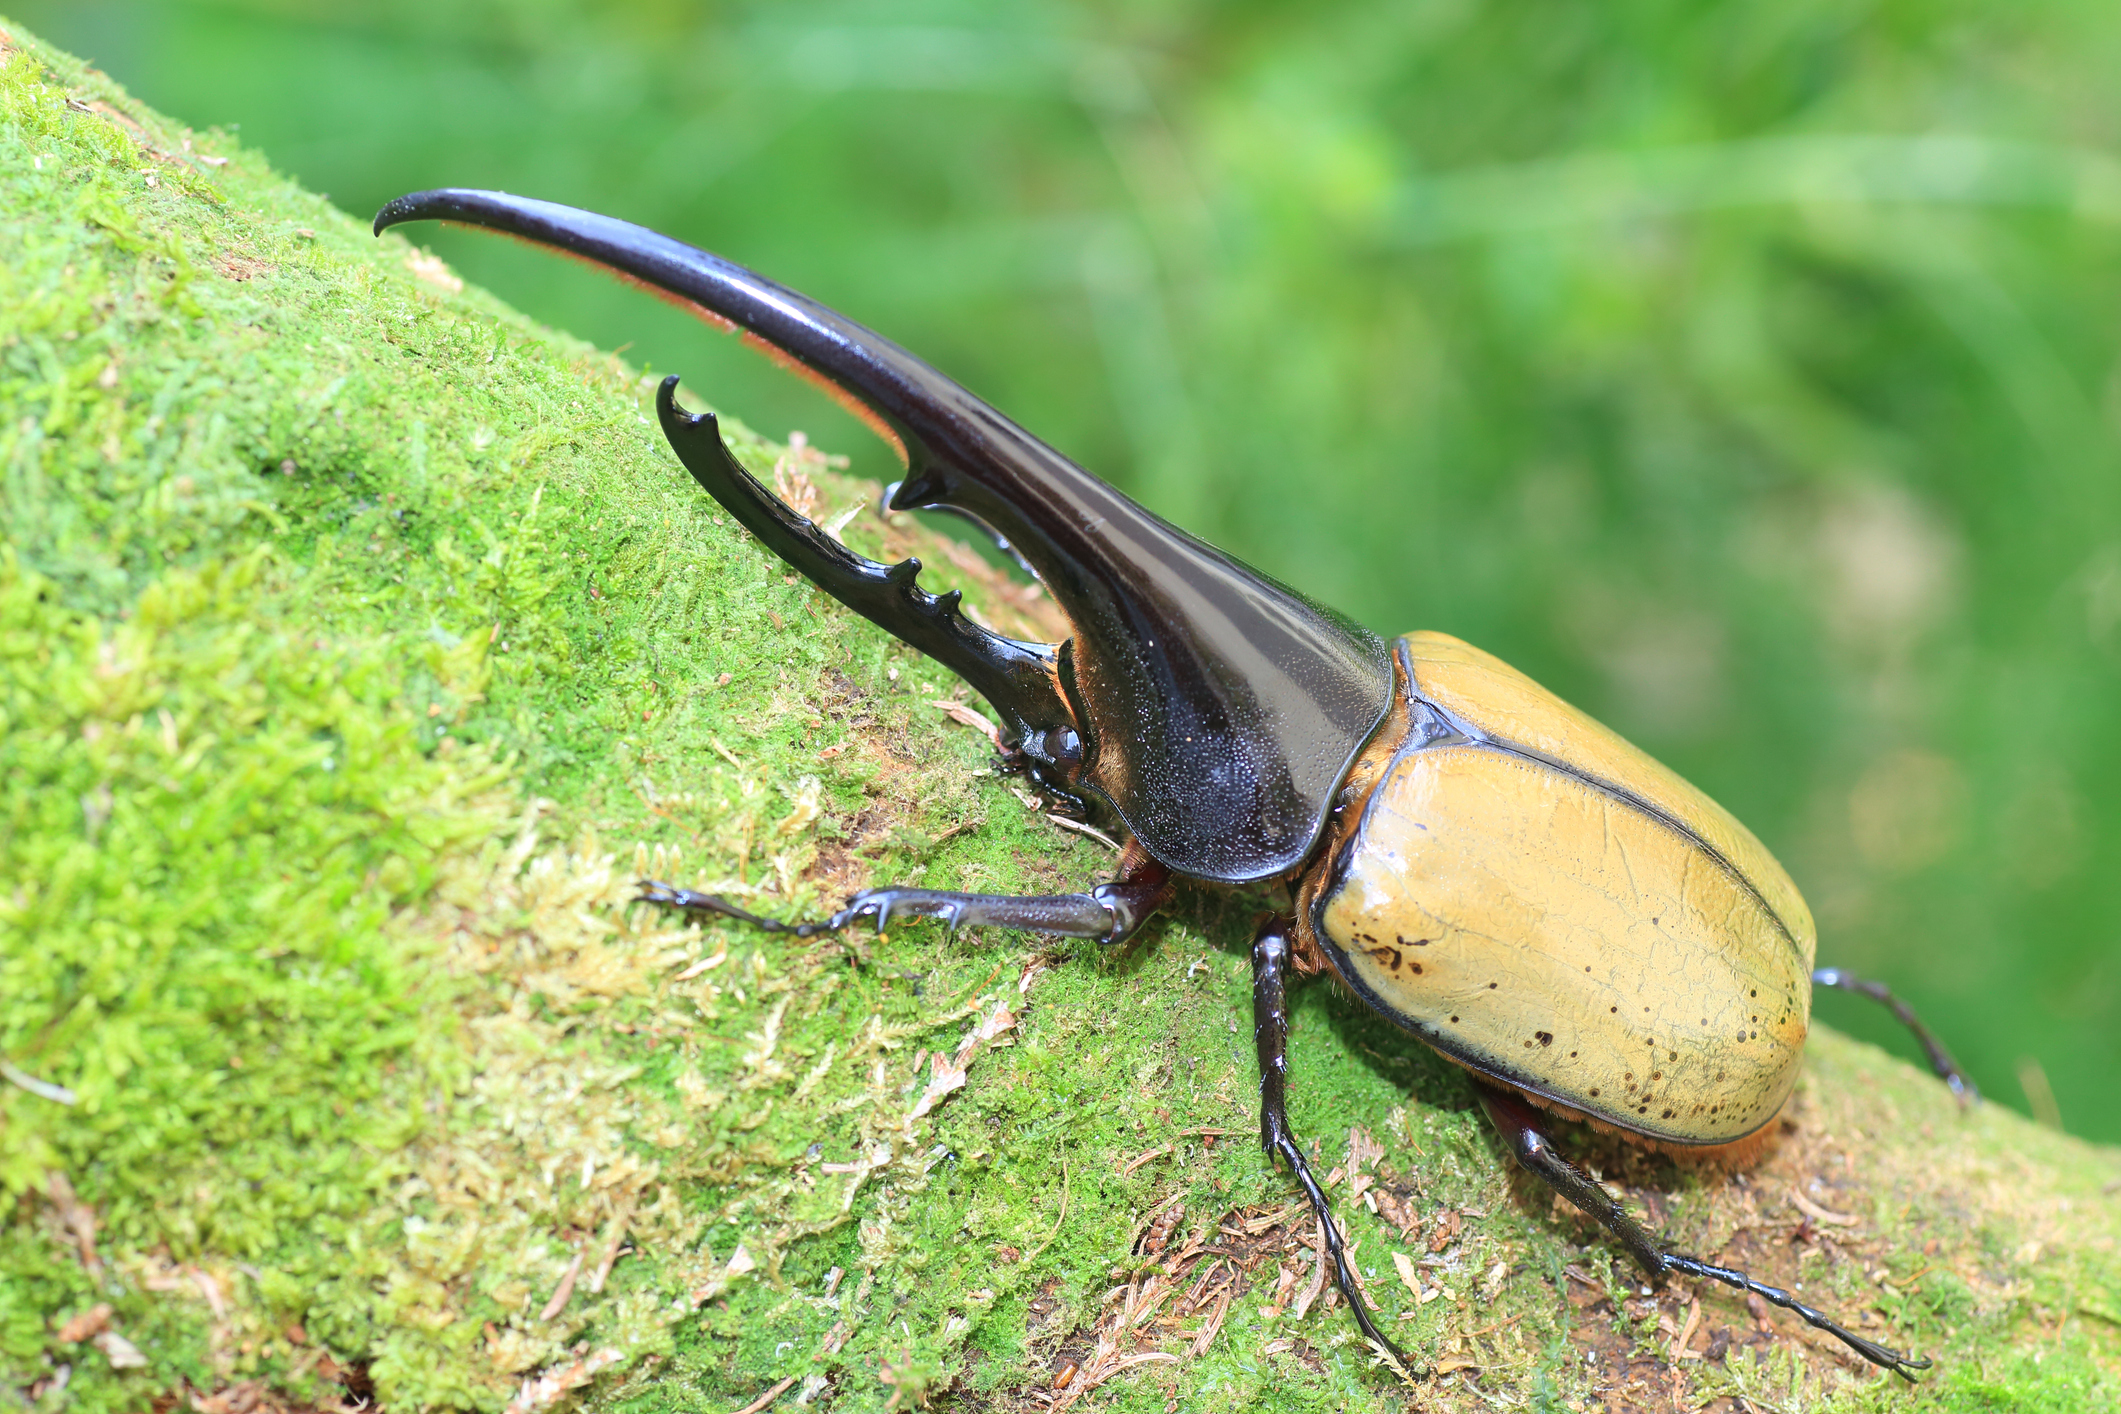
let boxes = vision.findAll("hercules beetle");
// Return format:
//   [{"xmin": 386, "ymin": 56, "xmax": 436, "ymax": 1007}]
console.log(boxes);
[{"xmin": 376, "ymin": 190, "xmax": 1976, "ymax": 1384}]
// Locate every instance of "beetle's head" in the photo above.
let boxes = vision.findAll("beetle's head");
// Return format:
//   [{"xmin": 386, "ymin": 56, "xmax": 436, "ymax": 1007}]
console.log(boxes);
[
  {"xmin": 1010, "ymin": 720, "xmax": 1086, "ymax": 798},
  {"xmin": 375, "ymin": 190, "xmax": 1395, "ymax": 885}
]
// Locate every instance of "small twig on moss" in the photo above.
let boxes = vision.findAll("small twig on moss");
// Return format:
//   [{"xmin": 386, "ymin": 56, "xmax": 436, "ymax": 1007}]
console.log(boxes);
[
  {"xmin": 589, "ymin": 1198, "xmax": 636, "ymax": 1294},
  {"xmin": 1788, "ymin": 1186, "xmax": 1859, "ymax": 1227},
  {"xmin": 540, "ymin": 1252, "xmax": 583, "ymax": 1321},
  {"xmin": 1027, "ymin": 1160, "xmax": 1072, "ymax": 1265},
  {"xmin": 43, "ymin": 1172, "xmax": 102, "ymax": 1280},
  {"xmin": 503, "ymin": 1348, "xmax": 622, "ymax": 1414},
  {"xmin": 1291, "ymin": 1220, "xmax": 1329, "ymax": 1320},
  {"xmin": 3, "ymin": 1060, "xmax": 77, "ymax": 1105},
  {"xmin": 940, "ymin": 957, "xmax": 1009, "ymax": 1008},
  {"xmin": 1044, "ymin": 814, "xmax": 1122, "ymax": 851},
  {"xmin": 1122, "ymin": 1146, "xmax": 1172, "ymax": 1177},
  {"xmin": 929, "ymin": 698, "xmax": 1001, "ymax": 750},
  {"xmin": 729, "ymin": 1374, "xmax": 798, "ymax": 1414},
  {"xmin": 1187, "ymin": 1289, "xmax": 1234, "ymax": 1357}
]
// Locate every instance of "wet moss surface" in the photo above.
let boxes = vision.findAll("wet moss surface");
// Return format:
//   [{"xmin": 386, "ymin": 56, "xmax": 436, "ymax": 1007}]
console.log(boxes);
[{"xmin": 2, "ymin": 20, "xmax": 2118, "ymax": 1413}]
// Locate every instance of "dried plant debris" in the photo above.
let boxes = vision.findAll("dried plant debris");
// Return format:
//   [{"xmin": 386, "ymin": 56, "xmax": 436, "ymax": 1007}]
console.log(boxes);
[{"xmin": 3, "ymin": 21, "xmax": 2118, "ymax": 1414}]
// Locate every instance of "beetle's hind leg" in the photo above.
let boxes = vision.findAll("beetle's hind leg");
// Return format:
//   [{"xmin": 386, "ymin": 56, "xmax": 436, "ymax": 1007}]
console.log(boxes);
[
  {"xmin": 1812, "ymin": 968, "xmax": 1978, "ymax": 1107},
  {"xmin": 1472, "ymin": 1081, "xmax": 1930, "ymax": 1382},
  {"xmin": 640, "ymin": 847, "xmax": 1172, "ymax": 947},
  {"xmin": 1251, "ymin": 915, "xmax": 1419, "ymax": 1381}
]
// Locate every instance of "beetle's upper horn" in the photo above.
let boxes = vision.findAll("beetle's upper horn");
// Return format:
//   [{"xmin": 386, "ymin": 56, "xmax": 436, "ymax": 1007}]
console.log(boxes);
[{"xmin": 375, "ymin": 189, "xmax": 1392, "ymax": 883}]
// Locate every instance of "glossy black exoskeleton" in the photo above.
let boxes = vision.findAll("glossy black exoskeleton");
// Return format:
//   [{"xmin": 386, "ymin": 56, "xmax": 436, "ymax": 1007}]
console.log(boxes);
[{"xmin": 374, "ymin": 190, "xmax": 1973, "ymax": 1385}]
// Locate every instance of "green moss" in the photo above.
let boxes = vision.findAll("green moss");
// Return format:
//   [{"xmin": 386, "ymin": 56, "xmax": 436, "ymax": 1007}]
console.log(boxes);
[{"xmin": 2, "ymin": 19, "xmax": 2118, "ymax": 1414}]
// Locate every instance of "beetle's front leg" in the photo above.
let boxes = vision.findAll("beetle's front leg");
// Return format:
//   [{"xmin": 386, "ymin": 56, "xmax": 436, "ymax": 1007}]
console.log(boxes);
[
  {"xmin": 640, "ymin": 845, "xmax": 1172, "ymax": 947},
  {"xmin": 1251, "ymin": 915, "xmax": 1417, "ymax": 1379},
  {"xmin": 1472, "ymin": 1080, "xmax": 1930, "ymax": 1381}
]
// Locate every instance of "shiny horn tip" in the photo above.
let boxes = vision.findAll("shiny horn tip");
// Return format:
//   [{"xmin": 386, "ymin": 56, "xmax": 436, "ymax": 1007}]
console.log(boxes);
[
  {"xmin": 372, "ymin": 188, "xmax": 487, "ymax": 237},
  {"xmin": 654, "ymin": 374, "xmax": 707, "ymax": 428}
]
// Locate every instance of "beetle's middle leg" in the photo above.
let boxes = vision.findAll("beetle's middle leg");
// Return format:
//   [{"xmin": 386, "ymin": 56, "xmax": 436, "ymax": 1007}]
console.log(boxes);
[
  {"xmin": 640, "ymin": 843, "xmax": 1173, "ymax": 947},
  {"xmin": 1472, "ymin": 1080, "xmax": 1930, "ymax": 1381},
  {"xmin": 1251, "ymin": 914, "xmax": 1416, "ymax": 1379}
]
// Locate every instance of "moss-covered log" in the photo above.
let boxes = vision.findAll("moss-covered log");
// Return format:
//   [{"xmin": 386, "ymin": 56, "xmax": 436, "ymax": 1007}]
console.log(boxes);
[{"xmin": 3, "ymin": 21, "xmax": 2117, "ymax": 1414}]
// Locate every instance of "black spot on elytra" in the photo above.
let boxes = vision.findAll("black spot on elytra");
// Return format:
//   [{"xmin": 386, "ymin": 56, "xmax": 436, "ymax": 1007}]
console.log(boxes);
[
  {"xmin": 1488, "ymin": 981, "xmax": 1498, "ymax": 989},
  {"xmin": 1535, "ymin": 1032, "xmax": 1553, "ymax": 1047}
]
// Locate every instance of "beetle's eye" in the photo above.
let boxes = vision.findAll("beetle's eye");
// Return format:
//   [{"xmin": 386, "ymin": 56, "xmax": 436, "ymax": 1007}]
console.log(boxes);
[{"xmin": 1043, "ymin": 725, "xmax": 1082, "ymax": 768}]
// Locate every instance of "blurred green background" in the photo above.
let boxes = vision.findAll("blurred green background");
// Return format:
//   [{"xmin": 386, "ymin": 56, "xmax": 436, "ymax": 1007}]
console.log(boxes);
[{"xmin": 19, "ymin": 0, "xmax": 2118, "ymax": 1141}]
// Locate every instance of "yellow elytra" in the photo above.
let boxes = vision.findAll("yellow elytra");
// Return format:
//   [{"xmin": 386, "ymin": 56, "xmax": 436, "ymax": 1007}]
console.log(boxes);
[{"xmin": 1301, "ymin": 632, "xmax": 1816, "ymax": 1153}]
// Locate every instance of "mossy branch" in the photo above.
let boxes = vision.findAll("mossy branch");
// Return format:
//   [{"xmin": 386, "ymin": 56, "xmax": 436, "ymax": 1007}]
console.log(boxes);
[{"xmin": 2, "ymin": 21, "xmax": 2117, "ymax": 1414}]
